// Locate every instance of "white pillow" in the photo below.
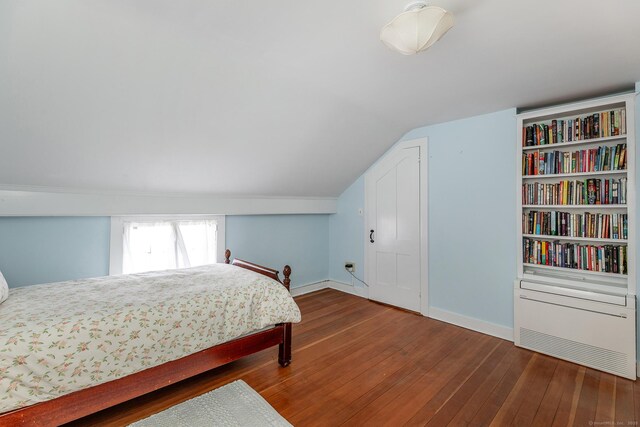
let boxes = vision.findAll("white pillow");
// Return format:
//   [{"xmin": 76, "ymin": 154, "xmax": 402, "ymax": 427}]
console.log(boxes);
[{"xmin": 0, "ymin": 270, "xmax": 8, "ymax": 305}]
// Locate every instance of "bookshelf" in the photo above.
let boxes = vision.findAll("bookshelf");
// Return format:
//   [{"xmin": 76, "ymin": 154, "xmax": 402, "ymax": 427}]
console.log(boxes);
[{"xmin": 514, "ymin": 93, "xmax": 636, "ymax": 380}]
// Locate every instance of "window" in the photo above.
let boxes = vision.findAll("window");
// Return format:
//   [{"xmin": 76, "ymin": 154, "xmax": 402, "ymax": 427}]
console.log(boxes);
[{"xmin": 110, "ymin": 216, "xmax": 225, "ymax": 275}]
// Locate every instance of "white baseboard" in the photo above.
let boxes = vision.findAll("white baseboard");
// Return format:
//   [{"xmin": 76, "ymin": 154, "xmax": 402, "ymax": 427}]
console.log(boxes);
[
  {"xmin": 293, "ymin": 282, "xmax": 512, "ymax": 342},
  {"xmin": 326, "ymin": 280, "xmax": 369, "ymax": 299},
  {"xmin": 429, "ymin": 307, "xmax": 514, "ymax": 342},
  {"xmin": 290, "ymin": 280, "xmax": 369, "ymax": 299},
  {"xmin": 290, "ymin": 281, "xmax": 330, "ymax": 297}
]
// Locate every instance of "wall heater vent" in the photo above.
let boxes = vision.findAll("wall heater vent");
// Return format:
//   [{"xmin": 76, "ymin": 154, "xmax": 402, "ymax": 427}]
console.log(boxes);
[{"xmin": 520, "ymin": 327, "xmax": 628, "ymax": 376}]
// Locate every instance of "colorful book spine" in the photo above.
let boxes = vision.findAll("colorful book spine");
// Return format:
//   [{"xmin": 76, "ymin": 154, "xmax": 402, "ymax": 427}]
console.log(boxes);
[
  {"xmin": 522, "ymin": 108, "xmax": 626, "ymax": 147},
  {"xmin": 523, "ymin": 211, "xmax": 627, "ymax": 239},
  {"xmin": 522, "ymin": 178, "xmax": 627, "ymax": 206},
  {"xmin": 521, "ymin": 144, "xmax": 627, "ymax": 176},
  {"xmin": 523, "ymin": 238, "xmax": 627, "ymax": 274}
]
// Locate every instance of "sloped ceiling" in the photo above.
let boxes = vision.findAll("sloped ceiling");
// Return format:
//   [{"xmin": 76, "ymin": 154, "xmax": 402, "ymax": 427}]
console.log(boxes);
[{"xmin": 1, "ymin": 1, "xmax": 640, "ymax": 197}]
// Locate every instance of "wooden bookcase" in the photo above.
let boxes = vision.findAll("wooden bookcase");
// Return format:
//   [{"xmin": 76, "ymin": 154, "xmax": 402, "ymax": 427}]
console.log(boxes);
[{"xmin": 514, "ymin": 93, "xmax": 637, "ymax": 379}]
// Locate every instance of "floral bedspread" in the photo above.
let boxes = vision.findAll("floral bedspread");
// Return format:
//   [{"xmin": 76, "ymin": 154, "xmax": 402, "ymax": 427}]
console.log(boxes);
[{"xmin": 0, "ymin": 264, "xmax": 301, "ymax": 413}]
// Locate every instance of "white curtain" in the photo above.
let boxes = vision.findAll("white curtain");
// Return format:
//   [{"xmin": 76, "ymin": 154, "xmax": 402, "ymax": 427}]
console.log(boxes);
[{"xmin": 123, "ymin": 220, "xmax": 217, "ymax": 274}]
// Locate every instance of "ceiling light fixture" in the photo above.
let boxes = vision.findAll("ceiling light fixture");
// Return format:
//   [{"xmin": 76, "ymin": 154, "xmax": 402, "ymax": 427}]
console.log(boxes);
[{"xmin": 380, "ymin": 1, "xmax": 454, "ymax": 55}]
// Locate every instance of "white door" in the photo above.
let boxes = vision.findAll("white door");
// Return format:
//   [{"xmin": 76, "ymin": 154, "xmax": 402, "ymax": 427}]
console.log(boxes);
[{"xmin": 366, "ymin": 144, "xmax": 423, "ymax": 312}]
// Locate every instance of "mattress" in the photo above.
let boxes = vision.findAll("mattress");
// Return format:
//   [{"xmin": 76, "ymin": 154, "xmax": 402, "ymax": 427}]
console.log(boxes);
[{"xmin": 0, "ymin": 263, "xmax": 301, "ymax": 413}]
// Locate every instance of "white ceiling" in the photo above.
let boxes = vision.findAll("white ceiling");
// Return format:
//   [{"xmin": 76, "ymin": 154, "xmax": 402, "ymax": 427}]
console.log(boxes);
[{"xmin": 1, "ymin": 1, "xmax": 640, "ymax": 197}]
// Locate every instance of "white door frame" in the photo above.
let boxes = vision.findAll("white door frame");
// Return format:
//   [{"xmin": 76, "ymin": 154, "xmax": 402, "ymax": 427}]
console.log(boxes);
[{"xmin": 364, "ymin": 137, "xmax": 429, "ymax": 316}]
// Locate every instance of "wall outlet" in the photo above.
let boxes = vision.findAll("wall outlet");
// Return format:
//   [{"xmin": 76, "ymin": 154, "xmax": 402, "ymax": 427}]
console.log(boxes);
[{"xmin": 344, "ymin": 262, "xmax": 355, "ymax": 273}]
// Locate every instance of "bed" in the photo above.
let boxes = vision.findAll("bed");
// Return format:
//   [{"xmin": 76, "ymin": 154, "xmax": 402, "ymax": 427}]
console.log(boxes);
[{"xmin": 0, "ymin": 250, "xmax": 300, "ymax": 426}]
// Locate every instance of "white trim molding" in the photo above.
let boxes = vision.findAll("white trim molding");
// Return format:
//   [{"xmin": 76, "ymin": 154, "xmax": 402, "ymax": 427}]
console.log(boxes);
[
  {"xmin": 428, "ymin": 307, "xmax": 514, "ymax": 341},
  {"xmin": 290, "ymin": 281, "xmax": 331, "ymax": 297},
  {"xmin": 293, "ymin": 284, "xmax": 516, "ymax": 344},
  {"xmin": 327, "ymin": 280, "xmax": 369, "ymax": 299},
  {"xmin": 0, "ymin": 186, "xmax": 337, "ymax": 216},
  {"xmin": 289, "ymin": 280, "xmax": 369, "ymax": 299}
]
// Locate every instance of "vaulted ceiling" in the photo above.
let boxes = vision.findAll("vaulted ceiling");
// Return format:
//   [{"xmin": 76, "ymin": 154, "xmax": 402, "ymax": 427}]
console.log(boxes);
[{"xmin": 1, "ymin": 1, "xmax": 640, "ymax": 197}]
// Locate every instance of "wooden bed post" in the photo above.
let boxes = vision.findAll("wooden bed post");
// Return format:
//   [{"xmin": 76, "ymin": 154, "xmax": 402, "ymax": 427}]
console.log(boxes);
[
  {"xmin": 224, "ymin": 249, "xmax": 231, "ymax": 264},
  {"xmin": 279, "ymin": 265, "xmax": 292, "ymax": 367},
  {"xmin": 282, "ymin": 265, "xmax": 291, "ymax": 291}
]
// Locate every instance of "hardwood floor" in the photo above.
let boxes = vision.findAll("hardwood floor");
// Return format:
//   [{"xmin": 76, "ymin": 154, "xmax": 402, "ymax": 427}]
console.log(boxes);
[{"xmin": 67, "ymin": 289, "xmax": 639, "ymax": 427}]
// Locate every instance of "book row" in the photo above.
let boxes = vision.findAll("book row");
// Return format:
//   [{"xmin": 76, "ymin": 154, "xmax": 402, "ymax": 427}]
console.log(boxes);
[
  {"xmin": 523, "ymin": 108, "xmax": 626, "ymax": 147},
  {"xmin": 523, "ymin": 238, "xmax": 627, "ymax": 275},
  {"xmin": 522, "ymin": 178, "xmax": 627, "ymax": 206},
  {"xmin": 522, "ymin": 144, "xmax": 626, "ymax": 176},
  {"xmin": 523, "ymin": 211, "xmax": 628, "ymax": 240}
]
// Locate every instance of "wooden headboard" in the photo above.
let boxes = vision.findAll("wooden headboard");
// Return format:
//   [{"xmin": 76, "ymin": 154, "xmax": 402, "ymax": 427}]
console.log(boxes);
[{"xmin": 224, "ymin": 249, "xmax": 291, "ymax": 291}]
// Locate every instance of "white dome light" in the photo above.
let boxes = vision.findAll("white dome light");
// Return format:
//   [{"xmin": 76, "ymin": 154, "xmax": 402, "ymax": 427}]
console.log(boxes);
[{"xmin": 380, "ymin": 1, "xmax": 454, "ymax": 55}]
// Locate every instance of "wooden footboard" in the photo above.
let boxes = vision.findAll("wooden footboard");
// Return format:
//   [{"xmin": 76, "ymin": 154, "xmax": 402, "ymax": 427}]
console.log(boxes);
[
  {"xmin": 226, "ymin": 250, "xmax": 293, "ymax": 367},
  {"xmin": 0, "ymin": 250, "xmax": 294, "ymax": 426}
]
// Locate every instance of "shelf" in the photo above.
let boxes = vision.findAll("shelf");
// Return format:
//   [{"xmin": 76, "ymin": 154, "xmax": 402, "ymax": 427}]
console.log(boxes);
[
  {"xmin": 516, "ymin": 96, "xmax": 635, "ymax": 377},
  {"xmin": 522, "ymin": 234, "xmax": 627, "ymax": 244},
  {"xmin": 522, "ymin": 170, "xmax": 627, "ymax": 180},
  {"xmin": 520, "ymin": 279, "xmax": 627, "ymax": 302},
  {"xmin": 523, "ymin": 263, "xmax": 627, "ymax": 278},
  {"xmin": 522, "ymin": 135, "xmax": 627, "ymax": 152},
  {"xmin": 522, "ymin": 205, "xmax": 627, "ymax": 210},
  {"xmin": 521, "ymin": 269, "xmax": 628, "ymax": 292}
]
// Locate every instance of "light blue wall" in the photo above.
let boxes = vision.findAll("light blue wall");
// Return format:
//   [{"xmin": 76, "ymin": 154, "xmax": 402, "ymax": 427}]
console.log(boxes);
[
  {"xmin": 226, "ymin": 215, "xmax": 330, "ymax": 288},
  {"xmin": 0, "ymin": 214, "xmax": 330, "ymax": 289},
  {"xmin": 328, "ymin": 176, "xmax": 365, "ymax": 284},
  {"xmin": 405, "ymin": 109, "xmax": 517, "ymax": 328},
  {"xmin": 0, "ymin": 217, "xmax": 111, "ymax": 287},
  {"xmin": 329, "ymin": 109, "xmax": 517, "ymax": 329}
]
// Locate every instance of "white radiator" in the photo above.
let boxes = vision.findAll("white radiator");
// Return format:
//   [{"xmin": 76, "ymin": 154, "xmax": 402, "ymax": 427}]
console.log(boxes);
[{"xmin": 514, "ymin": 282, "xmax": 636, "ymax": 380}]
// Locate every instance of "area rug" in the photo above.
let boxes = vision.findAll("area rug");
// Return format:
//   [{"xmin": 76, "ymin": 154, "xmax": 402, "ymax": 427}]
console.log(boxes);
[{"xmin": 129, "ymin": 380, "xmax": 292, "ymax": 427}]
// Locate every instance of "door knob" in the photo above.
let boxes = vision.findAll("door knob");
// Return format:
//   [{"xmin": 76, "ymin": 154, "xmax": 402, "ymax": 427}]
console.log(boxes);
[{"xmin": 369, "ymin": 229, "xmax": 375, "ymax": 243}]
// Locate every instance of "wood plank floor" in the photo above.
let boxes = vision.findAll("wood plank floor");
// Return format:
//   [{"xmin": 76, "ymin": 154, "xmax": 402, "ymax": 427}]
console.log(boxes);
[{"xmin": 67, "ymin": 289, "xmax": 639, "ymax": 427}]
